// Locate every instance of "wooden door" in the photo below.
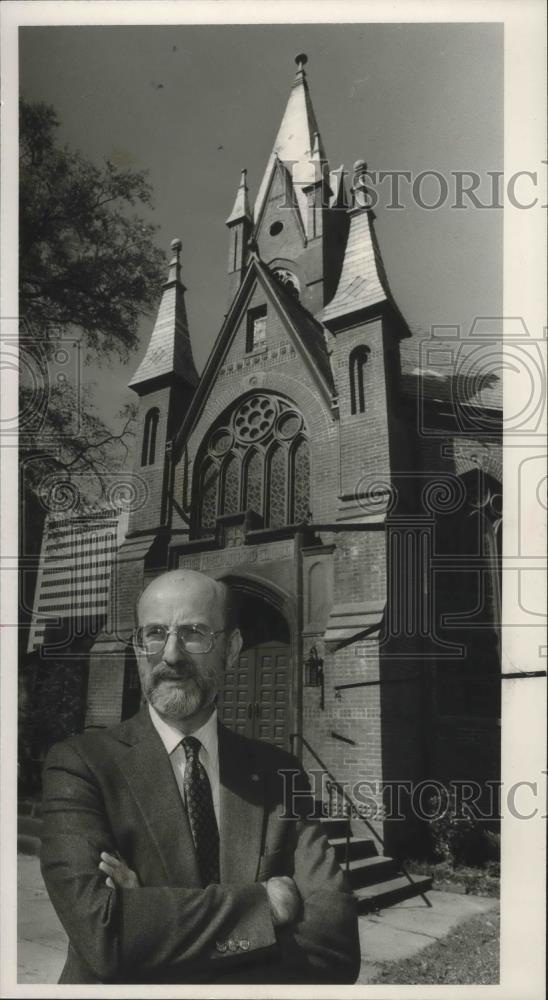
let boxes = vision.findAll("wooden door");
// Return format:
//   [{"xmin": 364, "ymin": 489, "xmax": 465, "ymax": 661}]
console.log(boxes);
[
  {"xmin": 254, "ymin": 645, "xmax": 290, "ymax": 748},
  {"xmin": 218, "ymin": 643, "xmax": 290, "ymax": 748}
]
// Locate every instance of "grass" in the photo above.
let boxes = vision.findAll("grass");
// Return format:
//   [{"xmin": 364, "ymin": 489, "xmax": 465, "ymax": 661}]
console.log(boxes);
[
  {"xmin": 369, "ymin": 905, "xmax": 500, "ymax": 985},
  {"xmin": 406, "ymin": 858, "xmax": 500, "ymax": 897}
]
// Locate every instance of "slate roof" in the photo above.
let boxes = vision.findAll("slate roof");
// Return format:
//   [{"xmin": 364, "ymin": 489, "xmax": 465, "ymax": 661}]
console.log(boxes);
[
  {"xmin": 320, "ymin": 206, "xmax": 391, "ymax": 324},
  {"xmin": 129, "ymin": 243, "xmax": 198, "ymax": 390}
]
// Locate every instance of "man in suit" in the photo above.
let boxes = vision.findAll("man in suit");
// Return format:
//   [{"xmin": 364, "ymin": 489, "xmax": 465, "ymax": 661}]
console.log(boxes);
[{"xmin": 40, "ymin": 569, "xmax": 361, "ymax": 984}]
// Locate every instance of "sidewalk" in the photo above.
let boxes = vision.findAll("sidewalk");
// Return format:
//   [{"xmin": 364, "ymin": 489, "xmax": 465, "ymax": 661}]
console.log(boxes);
[
  {"xmin": 356, "ymin": 887, "xmax": 498, "ymax": 983},
  {"xmin": 18, "ymin": 854, "xmax": 66, "ymax": 985},
  {"xmin": 17, "ymin": 853, "xmax": 498, "ymax": 985}
]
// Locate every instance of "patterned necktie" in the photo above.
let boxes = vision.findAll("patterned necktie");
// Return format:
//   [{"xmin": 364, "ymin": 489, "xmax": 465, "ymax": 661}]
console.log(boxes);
[{"xmin": 182, "ymin": 736, "xmax": 220, "ymax": 886}]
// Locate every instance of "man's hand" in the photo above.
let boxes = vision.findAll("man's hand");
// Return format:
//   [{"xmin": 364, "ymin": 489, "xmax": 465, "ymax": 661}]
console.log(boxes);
[
  {"xmin": 264, "ymin": 876, "xmax": 301, "ymax": 928},
  {"xmin": 98, "ymin": 852, "xmax": 139, "ymax": 890}
]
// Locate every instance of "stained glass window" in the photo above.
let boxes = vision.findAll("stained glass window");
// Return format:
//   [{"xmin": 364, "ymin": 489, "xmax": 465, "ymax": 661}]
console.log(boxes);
[
  {"xmin": 222, "ymin": 454, "xmax": 240, "ymax": 515},
  {"xmin": 292, "ymin": 438, "xmax": 310, "ymax": 523},
  {"xmin": 268, "ymin": 445, "xmax": 287, "ymax": 528},
  {"xmin": 200, "ymin": 460, "xmax": 218, "ymax": 530},
  {"xmin": 244, "ymin": 450, "xmax": 263, "ymax": 515}
]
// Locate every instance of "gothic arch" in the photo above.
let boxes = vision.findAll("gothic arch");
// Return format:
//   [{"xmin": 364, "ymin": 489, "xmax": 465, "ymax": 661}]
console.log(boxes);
[
  {"xmin": 141, "ymin": 407, "xmax": 159, "ymax": 466},
  {"xmin": 349, "ymin": 345, "xmax": 370, "ymax": 415}
]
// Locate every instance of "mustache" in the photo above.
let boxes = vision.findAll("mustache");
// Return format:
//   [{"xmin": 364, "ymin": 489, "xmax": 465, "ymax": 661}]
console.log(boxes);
[{"xmin": 152, "ymin": 660, "xmax": 198, "ymax": 684}]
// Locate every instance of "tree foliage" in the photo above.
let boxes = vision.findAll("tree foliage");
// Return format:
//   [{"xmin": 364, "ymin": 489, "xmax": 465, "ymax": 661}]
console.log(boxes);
[
  {"xmin": 19, "ymin": 98, "xmax": 165, "ymax": 503},
  {"xmin": 20, "ymin": 99, "xmax": 165, "ymax": 359}
]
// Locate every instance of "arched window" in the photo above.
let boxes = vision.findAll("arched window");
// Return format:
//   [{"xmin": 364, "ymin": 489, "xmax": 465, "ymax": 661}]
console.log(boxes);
[
  {"xmin": 199, "ymin": 459, "xmax": 219, "ymax": 531},
  {"xmin": 291, "ymin": 437, "xmax": 310, "ymax": 523},
  {"xmin": 221, "ymin": 453, "xmax": 240, "ymax": 515},
  {"xmin": 349, "ymin": 346, "xmax": 370, "ymax": 415},
  {"xmin": 141, "ymin": 408, "xmax": 159, "ymax": 466},
  {"xmin": 267, "ymin": 444, "xmax": 287, "ymax": 528},
  {"xmin": 243, "ymin": 449, "xmax": 263, "ymax": 515}
]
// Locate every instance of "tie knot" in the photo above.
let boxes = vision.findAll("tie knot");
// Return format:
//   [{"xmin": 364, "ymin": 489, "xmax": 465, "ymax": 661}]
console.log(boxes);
[{"xmin": 182, "ymin": 735, "xmax": 201, "ymax": 760}]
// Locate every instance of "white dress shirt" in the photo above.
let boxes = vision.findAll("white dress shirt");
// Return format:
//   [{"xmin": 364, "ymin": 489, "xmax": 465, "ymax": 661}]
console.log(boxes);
[{"xmin": 148, "ymin": 703, "xmax": 221, "ymax": 830}]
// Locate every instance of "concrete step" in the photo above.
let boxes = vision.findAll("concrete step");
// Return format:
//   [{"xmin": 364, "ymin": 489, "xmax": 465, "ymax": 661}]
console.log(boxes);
[
  {"xmin": 354, "ymin": 873, "xmax": 433, "ymax": 913},
  {"xmin": 317, "ymin": 816, "xmax": 352, "ymax": 839},
  {"xmin": 329, "ymin": 835, "xmax": 378, "ymax": 863},
  {"xmin": 344, "ymin": 855, "xmax": 399, "ymax": 889}
]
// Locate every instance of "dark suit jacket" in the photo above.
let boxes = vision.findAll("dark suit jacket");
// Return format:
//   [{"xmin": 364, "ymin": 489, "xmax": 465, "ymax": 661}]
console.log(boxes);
[{"xmin": 40, "ymin": 708, "xmax": 360, "ymax": 984}]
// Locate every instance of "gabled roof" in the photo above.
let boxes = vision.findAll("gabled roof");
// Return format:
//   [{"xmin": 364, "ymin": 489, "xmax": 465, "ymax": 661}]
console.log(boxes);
[
  {"xmin": 253, "ymin": 154, "xmax": 307, "ymax": 246},
  {"xmin": 254, "ymin": 54, "xmax": 328, "ymax": 226},
  {"xmin": 173, "ymin": 253, "xmax": 335, "ymax": 455},
  {"xmin": 129, "ymin": 240, "xmax": 198, "ymax": 391}
]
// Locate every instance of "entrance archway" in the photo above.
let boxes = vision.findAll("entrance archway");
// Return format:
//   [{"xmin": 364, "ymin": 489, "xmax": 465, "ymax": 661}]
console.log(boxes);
[{"xmin": 218, "ymin": 591, "xmax": 291, "ymax": 748}]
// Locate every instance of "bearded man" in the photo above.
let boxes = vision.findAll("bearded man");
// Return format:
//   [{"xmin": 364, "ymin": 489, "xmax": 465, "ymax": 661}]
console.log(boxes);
[{"xmin": 40, "ymin": 569, "xmax": 360, "ymax": 985}]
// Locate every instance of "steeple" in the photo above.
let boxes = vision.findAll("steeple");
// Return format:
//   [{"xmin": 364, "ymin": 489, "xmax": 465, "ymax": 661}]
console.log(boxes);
[
  {"xmin": 320, "ymin": 161, "xmax": 392, "ymax": 327},
  {"xmin": 129, "ymin": 238, "xmax": 198, "ymax": 392},
  {"xmin": 254, "ymin": 53, "xmax": 328, "ymax": 226}
]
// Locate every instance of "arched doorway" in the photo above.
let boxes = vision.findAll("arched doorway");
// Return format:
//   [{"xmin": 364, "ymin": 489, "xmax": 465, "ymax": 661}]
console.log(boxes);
[{"xmin": 218, "ymin": 592, "xmax": 291, "ymax": 748}]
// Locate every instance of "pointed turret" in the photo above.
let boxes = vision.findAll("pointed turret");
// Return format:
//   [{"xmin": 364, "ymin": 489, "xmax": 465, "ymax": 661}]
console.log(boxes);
[
  {"xmin": 226, "ymin": 167, "xmax": 252, "ymax": 226},
  {"xmin": 129, "ymin": 238, "xmax": 198, "ymax": 392},
  {"xmin": 320, "ymin": 161, "xmax": 392, "ymax": 327},
  {"xmin": 254, "ymin": 53, "xmax": 328, "ymax": 226},
  {"xmin": 226, "ymin": 169, "xmax": 253, "ymax": 304}
]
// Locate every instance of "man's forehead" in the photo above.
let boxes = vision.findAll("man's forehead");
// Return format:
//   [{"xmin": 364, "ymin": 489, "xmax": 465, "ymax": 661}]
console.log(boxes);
[{"xmin": 137, "ymin": 571, "xmax": 226, "ymax": 621}]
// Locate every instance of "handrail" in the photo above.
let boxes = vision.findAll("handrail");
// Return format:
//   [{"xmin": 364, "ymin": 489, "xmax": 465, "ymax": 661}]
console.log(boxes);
[{"xmin": 290, "ymin": 731, "xmax": 432, "ymax": 908}]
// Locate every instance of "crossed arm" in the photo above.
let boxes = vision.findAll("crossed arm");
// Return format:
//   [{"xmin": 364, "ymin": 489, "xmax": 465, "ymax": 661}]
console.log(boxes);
[
  {"xmin": 41, "ymin": 739, "xmax": 360, "ymax": 984},
  {"xmin": 98, "ymin": 851, "xmax": 301, "ymax": 928}
]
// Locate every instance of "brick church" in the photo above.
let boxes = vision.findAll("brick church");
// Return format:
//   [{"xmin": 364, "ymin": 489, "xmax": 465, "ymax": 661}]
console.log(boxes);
[{"xmin": 87, "ymin": 55, "xmax": 502, "ymax": 849}]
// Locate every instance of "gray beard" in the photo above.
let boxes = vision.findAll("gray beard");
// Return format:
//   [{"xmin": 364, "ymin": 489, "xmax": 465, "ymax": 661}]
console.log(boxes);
[{"xmin": 148, "ymin": 677, "xmax": 213, "ymax": 721}]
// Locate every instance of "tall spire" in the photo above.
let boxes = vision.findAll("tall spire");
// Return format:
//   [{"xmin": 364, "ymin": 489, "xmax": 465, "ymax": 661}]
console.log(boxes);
[
  {"xmin": 254, "ymin": 53, "xmax": 328, "ymax": 224},
  {"xmin": 129, "ymin": 238, "xmax": 198, "ymax": 391},
  {"xmin": 320, "ymin": 161, "xmax": 392, "ymax": 325}
]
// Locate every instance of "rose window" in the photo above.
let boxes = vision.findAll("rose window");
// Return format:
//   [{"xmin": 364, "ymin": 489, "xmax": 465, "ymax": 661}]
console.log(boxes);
[
  {"xmin": 197, "ymin": 393, "xmax": 310, "ymax": 533},
  {"xmin": 233, "ymin": 395, "xmax": 276, "ymax": 443}
]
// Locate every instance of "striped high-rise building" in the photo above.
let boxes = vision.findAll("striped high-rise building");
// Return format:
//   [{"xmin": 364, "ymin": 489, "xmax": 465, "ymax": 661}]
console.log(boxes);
[{"xmin": 28, "ymin": 507, "xmax": 121, "ymax": 655}]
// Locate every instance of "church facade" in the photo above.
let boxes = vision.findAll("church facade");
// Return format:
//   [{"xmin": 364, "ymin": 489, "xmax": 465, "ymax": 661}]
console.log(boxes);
[{"xmin": 87, "ymin": 56, "xmax": 502, "ymax": 849}]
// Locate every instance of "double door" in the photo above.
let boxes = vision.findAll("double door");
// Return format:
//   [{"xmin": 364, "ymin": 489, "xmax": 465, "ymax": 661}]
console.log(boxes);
[{"xmin": 218, "ymin": 642, "xmax": 290, "ymax": 748}]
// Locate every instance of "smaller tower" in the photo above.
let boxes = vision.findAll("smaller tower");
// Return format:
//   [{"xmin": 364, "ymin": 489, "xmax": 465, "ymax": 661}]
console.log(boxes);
[
  {"xmin": 321, "ymin": 159, "xmax": 409, "ymax": 514},
  {"xmin": 128, "ymin": 238, "xmax": 198, "ymax": 534},
  {"xmin": 226, "ymin": 168, "xmax": 253, "ymax": 305}
]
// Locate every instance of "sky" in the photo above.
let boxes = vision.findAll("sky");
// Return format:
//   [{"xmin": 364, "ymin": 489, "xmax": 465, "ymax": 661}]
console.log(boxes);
[{"xmin": 19, "ymin": 22, "xmax": 503, "ymax": 437}]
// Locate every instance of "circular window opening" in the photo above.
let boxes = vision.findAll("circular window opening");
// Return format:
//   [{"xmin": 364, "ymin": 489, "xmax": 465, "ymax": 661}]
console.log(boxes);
[{"xmin": 269, "ymin": 221, "xmax": 284, "ymax": 236}]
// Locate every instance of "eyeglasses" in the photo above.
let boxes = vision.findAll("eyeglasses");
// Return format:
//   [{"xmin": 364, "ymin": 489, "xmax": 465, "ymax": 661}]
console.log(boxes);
[{"xmin": 134, "ymin": 623, "xmax": 226, "ymax": 656}]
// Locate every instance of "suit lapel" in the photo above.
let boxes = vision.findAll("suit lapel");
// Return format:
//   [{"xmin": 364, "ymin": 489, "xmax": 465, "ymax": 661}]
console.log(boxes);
[
  {"xmin": 218, "ymin": 725, "xmax": 266, "ymax": 883},
  {"xmin": 113, "ymin": 708, "xmax": 201, "ymax": 887}
]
